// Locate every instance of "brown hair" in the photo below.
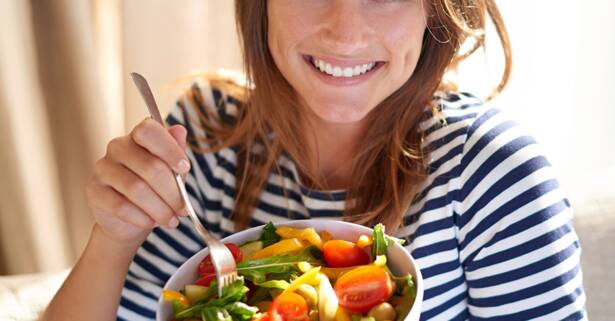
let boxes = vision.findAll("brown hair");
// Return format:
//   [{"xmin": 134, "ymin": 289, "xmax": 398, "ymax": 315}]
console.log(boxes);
[{"xmin": 191, "ymin": 0, "xmax": 511, "ymax": 232}]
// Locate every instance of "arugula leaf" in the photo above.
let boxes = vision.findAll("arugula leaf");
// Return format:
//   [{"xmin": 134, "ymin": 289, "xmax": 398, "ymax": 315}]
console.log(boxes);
[
  {"xmin": 260, "ymin": 222, "xmax": 281, "ymax": 247},
  {"xmin": 371, "ymin": 224, "xmax": 405, "ymax": 257},
  {"xmin": 175, "ymin": 280, "xmax": 251, "ymax": 319},
  {"xmin": 201, "ymin": 306, "xmax": 233, "ymax": 321},
  {"xmin": 236, "ymin": 254, "xmax": 307, "ymax": 283},
  {"xmin": 207, "ymin": 280, "xmax": 250, "ymax": 307},
  {"xmin": 225, "ymin": 302, "xmax": 259, "ymax": 321}
]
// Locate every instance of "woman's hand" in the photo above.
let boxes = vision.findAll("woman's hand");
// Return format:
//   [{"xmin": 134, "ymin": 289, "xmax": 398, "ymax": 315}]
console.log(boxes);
[{"xmin": 86, "ymin": 118, "xmax": 191, "ymax": 248}]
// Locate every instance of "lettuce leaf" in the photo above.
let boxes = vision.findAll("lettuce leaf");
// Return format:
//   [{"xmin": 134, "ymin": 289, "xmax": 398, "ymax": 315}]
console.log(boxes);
[{"xmin": 260, "ymin": 222, "xmax": 281, "ymax": 247}]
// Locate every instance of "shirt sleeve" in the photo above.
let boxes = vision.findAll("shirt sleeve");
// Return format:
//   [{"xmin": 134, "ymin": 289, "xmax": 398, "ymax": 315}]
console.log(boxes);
[
  {"xmin": 454, "ymin": 108, "xmax": 587, "ymax": 320},
  {"xmin": 116, "ymin": 79, "xmax": 240, "ymax": 321}
]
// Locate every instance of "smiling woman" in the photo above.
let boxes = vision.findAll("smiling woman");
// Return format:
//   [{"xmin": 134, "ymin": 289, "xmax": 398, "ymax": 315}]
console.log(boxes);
[{"xmin": 40, "ymin": 1, "xmax": 586, "ymax": 321}]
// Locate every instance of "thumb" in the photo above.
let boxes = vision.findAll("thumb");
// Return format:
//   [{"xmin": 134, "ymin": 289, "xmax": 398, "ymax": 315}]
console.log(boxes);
[{"xmin": 168, "ymin": 125, "xmax": 188, "ymax": 151}]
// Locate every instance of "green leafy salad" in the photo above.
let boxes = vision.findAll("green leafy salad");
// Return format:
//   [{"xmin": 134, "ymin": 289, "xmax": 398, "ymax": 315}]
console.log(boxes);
[{"xmin": 162, "ymin": 223, "xmax": 417, "ymax": 321}]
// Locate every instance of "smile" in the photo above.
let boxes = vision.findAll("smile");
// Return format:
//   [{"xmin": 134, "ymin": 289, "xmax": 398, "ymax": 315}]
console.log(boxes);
[{"xmin": 304, "ymin": 55, "xmax": 383, "ymax": 78}]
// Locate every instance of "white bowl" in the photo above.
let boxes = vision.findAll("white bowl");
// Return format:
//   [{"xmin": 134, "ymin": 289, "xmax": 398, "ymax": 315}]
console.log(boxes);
[{"xmin": 156, "ymin": 219, "xmax": 423, "ymax": 321}]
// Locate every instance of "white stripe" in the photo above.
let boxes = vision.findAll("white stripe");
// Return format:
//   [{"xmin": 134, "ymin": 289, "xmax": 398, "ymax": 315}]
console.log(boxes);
[
  {"xmin": 460, "ymin": 182, "xmax": 566, "ymax": 262},
  {"xmin": 121, "ymin": 287, "xmax": 158, "ymax": 311},
  {"xmin": 469, "ymin": 242, "xmax": 580, "ymax": 298},
  {"xmin": 469, "ymin": 265, "xmax": 583, "ymax": 317},
  {"xmin": 117, "ymin": 305, "xmax": 155, "ymax": 321},
  {"xmin": 126, "ymin": 273, "xmax": 162, "ymax": 298}
]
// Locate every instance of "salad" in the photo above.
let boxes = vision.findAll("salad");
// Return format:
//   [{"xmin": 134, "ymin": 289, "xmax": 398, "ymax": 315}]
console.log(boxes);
[{"xmin": 162, "ymin": 223, "xmax": 417, "ymax": 321}]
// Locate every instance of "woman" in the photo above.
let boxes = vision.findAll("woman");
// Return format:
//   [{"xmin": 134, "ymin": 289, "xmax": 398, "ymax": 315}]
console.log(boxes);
[{"xmin": 42, "ymin": 1, "xmax": 586, "ymax": 320}]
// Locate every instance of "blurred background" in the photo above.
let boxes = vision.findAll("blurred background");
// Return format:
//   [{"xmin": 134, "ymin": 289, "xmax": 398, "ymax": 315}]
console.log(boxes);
[{"xmin": 0, "ymin": 0, "xmax": 613, "ymax": 320}]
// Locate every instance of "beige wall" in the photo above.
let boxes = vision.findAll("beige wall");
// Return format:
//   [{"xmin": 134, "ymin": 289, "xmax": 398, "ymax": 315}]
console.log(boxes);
[{"xmin": 122, "ymin": 0, "xmax": 242, "ymax": 131}]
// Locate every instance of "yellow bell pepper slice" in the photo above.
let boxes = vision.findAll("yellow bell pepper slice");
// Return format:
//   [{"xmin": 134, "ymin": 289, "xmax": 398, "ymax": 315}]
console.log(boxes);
[
  {"xmin": 162, "ymin": 290, "xmax": 191, "ymax": 313},
  {"xmin": 276, "ymin": 226, "xmax": 323, "ymax": 249},
  {"xmin": 297, "ymin": 261, "xmax": 313, "ymax": 273},
  {"xmin": 250, "ymin": 238, "xmax": 307, "ymax": 259},
  {"xmin": 335, "ymin": 307, "xmax": 351, "ymax": 321},
  {"xmin": 320, "ymin": 230, "xmax": 333, "ymax": 242},
  {"xmin": 356, "ymin": 234, "xmax": 373, "ymax": 248},
  {"xmin": 283, "ymin": 266, "xmax": 321, "ymax": 294}
]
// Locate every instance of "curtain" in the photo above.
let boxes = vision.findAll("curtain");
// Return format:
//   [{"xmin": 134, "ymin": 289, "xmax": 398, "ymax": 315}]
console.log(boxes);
[
  {"xmin": 0, "ymin": 0, "xmax": 123, "ymax": 275},
  {"xmin": 0, "ymin": 0, "xmax": 240, "ymax": 275}
]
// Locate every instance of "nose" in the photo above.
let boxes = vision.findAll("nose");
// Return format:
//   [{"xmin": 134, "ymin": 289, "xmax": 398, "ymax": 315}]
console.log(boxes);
[{"xmin": 321, "ymin": 0, "xmax": 371, "ymax": 55}]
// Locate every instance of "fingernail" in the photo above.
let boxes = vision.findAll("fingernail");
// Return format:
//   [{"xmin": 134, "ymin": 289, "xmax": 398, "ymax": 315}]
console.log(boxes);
[
  {"xmin": 177, "ymin": 159, "xmax": 190, "ymax": 174},
  {"xmin": 168, "ymin": 216, "xmax": 180, "ymax": 228}
]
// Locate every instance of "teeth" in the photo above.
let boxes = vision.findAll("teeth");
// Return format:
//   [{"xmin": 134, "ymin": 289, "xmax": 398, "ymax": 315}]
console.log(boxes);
[{"xmin": 312, "ymin": 57, "xmax": 377, "ymax": 78}]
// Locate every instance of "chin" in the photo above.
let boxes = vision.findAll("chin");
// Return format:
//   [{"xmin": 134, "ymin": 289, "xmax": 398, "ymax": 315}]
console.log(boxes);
[{"xmin": 311, "ymin": 102, "xmax": 372, "ymax": 124}]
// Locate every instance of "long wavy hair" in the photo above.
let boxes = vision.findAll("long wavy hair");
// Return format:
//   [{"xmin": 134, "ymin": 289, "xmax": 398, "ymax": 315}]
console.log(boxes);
[{"xmin": 190, "ymin": 0, "xmax": 512, "ymax": 232}]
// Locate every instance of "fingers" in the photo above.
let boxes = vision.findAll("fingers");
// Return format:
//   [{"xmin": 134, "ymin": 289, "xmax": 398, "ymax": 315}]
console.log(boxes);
[
  {"xmin": 87, "ymin": 180, "xmax": 156, "ymax": 229},
  {"xmin": 106, "ymin": 137, "xmax": 185, "ymax": 215},
  {"xmin": 94, "ymin": 158, "xmax": 179, "ymax": 228},
  {"xmin": 168, "ymin": 124, "xmax": 188, "ymax": 151},
  {"xmin": 131, "ymin": 119, "xmax": 191, "ymax": 175}
]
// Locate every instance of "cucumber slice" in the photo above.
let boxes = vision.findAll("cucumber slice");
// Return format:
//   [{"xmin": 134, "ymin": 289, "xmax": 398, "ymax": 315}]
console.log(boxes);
[
  {"xmin": 239, "ymin": 241, "xmax": 264, "ymax": 260},
  {"xmin": 184, "ymin": 284, "xmax": 209, "ymax": 303}
]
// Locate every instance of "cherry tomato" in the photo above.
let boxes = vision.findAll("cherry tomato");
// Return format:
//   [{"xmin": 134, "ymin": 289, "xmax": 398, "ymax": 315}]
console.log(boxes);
[
  {"xmin": 323, "ymin": 240, "xmax": 370, "ymax": 268},
  {"xmin": 198, "ymin": 243, "xmax": 242, "ymax": 276},
  {"xmin": 334, "ymin": 266, "xmax": 393, "ymax": 313},
  {"xmin": 195, "ymin": 273, "xmax": 216, "ymax": 287},
  {"xmin": 269, "ymin": 292, "xmax": 309, "ymax": 321}
]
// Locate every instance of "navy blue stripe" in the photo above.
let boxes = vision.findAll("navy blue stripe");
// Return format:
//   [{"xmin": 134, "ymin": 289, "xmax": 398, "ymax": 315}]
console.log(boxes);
[
  {"xmin": 150, "ymin": 228, "xmax": 196, "ymax": 259},
  {"xmin": 464, "ymin": 108, "xmax": 502, "ymax": 142},
  {"xmin": 562, "ymin": 310, "xmax": 585, "ymax": 321},
  {"xmin": 407, "ymin": 164, "xmax": 460, "ymax": 218},
  {"xmin": 132, "ymin": 253, "xmax": 171, "ymax": 282},
  {"xmin": 460, "ymin": 134, "xmax": 539, "ymax": 205},
  {"xmin": 460, "ymin": 114, "xmax": 512, "ymax": 174},
  {"xmin": 404, "ymin": 216, "xmax": 454, "ymax": 243},
  {"xmin": 427, "ymin": 144, "xmax": 463, "ymax": 175},
  {"xmin": 424, "ymin": 274, "xmax": 465, "ymax": 299},
  {"xmin": 459, "ymin": 177, "xmax": 559, "ymax": 254},
  {"xmin": 425, "ymin": 126, "xmax": 467, "ymax": 152},
  {"xmin": 119, "ymin": 296, "xmax": 156, "ymax": 319},
  {"xmin": 469, "ymin": 241, "xmax": 578, "ymax": 288},
  {"xmin": 420, "ymin": 259, "xmax": 461, "ymax": 280},
  {"xmin": 140, "ymin": 239, "xmax": 184, "ymax": 267},
  {"xmin": 471, "ymin": 285, "xmax": 583, "ymax": 321},
  {"xmin": 466, "ymin": 221, "xmax": 573, "ymax": 272},
  {"xmin": 423, "ymin": 113, "xmax": 478, "ymax": 136},
  {"xmin": 123, "ymin": 278, "xmax": 158, "ymax": 301},
  {"xmin": 480, "ymin": 199, "xmax": 568, "ymax": 251},
  {"xmin": 459, "ymin": 154, "xmax": 548, "ymax": 228},
  {"xmin": 420, "ymin": 290, "xmax": 466, "ymax": 320},
  {"xmin": 450, "ymin": 308, "xmax": 468, "ymax": 321},
  {"xmin": 413, "ymin": 238, "xmax": 457, "ymax": 259}
]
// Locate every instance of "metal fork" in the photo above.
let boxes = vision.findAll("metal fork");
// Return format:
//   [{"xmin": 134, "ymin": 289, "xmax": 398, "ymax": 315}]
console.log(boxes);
[{"xmin": 130, "ymin": 72, "xmax": 238, "ymax": 297}]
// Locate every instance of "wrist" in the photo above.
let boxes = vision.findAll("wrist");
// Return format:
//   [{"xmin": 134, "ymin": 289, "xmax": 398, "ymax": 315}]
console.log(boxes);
[{"xmin": 89, "ymin": 224, "xmax": 145, "ymax": 260}]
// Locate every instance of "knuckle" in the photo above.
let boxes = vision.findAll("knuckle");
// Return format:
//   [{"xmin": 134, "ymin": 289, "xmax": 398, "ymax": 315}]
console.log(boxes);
[
  {"xmin": 125, "ymin": 178, "xmax": 148, "ymax": 198},
  {"xmin": 106, "ymin": 137, "xmax": 123, "ymax": 156},
  {"xmin": 143, "ymin": 157, "xmax": 169, "ymax": 181},
  {"xmin": 132, "ymin": 119, "xmax": 157, "ymax": 145},
  {"xmin": 93, "ymin": 158, "xmax": 108, "ymax": 178},
  {"xmin": 113, "ymin": 201, "xmax": 133, "ymax": 220}
]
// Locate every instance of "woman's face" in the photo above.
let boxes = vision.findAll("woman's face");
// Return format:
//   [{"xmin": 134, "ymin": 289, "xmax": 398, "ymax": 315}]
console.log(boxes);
[{"xmin": 268, "ymin": 0, "xmax": 427, "ymax": 124}]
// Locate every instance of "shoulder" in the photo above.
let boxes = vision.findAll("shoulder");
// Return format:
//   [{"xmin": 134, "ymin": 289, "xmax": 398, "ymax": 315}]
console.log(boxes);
[{"xmin": 165, "ymin": 70, "xmax": 247, "ymax": 133}]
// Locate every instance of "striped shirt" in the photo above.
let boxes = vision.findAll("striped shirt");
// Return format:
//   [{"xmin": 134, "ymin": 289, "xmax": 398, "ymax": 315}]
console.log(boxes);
[{"xmin": 117, "ymin": 78, "xmax": 587, "ymax": 321}]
